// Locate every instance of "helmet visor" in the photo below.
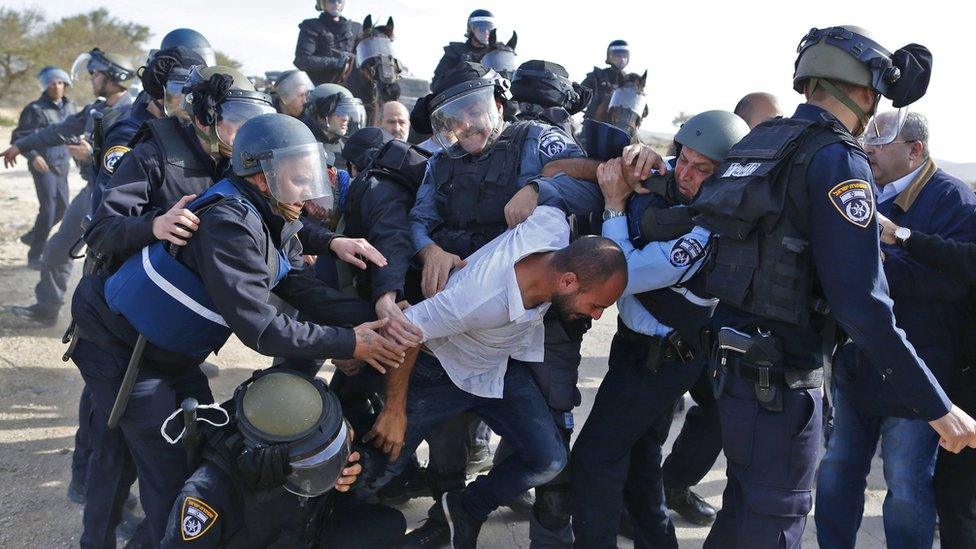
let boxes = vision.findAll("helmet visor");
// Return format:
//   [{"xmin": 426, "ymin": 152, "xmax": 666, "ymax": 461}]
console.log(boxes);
[
  {"xmin": 607, "ymin": 47, "xmax": 630, "ymax": 70},
  {"xmin": 318, "ymin": 98, "xmax": 366, "ymax": 137},
  {"xmin": 860, "ymin": 106, "xmax": 908, "ymax": 147},
  {"xmin": 284, "ymin": 420, "xmax": 351, "ymax": 498},
  {"xmin": 481, "ymin": 50, "xmax": 518, "ymax": 78},
  {"xmin": 275, "ymin": 71, "xmax": 314, "ymax": 109},
  {"xmin": 356, "ymin": 37, "xmax": 395, "ymax": 66},
  {"xmin": 430, "ymin": 85, "xmax": 500, "ymax": 157},
  {"xmin": 259, "ymin": 142, "xmax": 333, "ymax": 204},
  {"xmin": 215, "ymin": 99, "xmax": 278, "ymax": 146},
  {"xmin": 70, "ymin": 52, "xmax": 96, "ymax": 93},
  {"xmin": 608, "ymin": 87, "xmax": 646, "ymax": 116},
  {"xmin": 163, "ymin": 68, "xmax": 192, "ymax": 119}
]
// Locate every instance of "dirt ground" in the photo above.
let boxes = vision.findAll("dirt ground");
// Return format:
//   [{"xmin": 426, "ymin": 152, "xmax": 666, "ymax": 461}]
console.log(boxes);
[{"xmin": 0, "ymin": 122, "xmax": 906, "ymax": 548}]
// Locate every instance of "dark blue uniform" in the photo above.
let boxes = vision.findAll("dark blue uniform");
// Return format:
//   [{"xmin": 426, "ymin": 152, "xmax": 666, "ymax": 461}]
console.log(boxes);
[
  {"xmin": 699, "ymin": 104, "xmax": 951, "ymax": 548},
  {"xmin": 293, "ymin": 14, "xmax": 362, "ymax": 86},
  {"xmin": 90, "ymin": 91, "xmax": 155, "ymax": 213},
  {"xmin": 431, "ymin": 41, "xmax": 489, "ymax": 92},
  {"xmin": 71, "ymin": 176, "xmax": 372, "ymax": 544},
  {"xmin": 11, "ymin": 93, "xmax": 77, "ymax": 263}
]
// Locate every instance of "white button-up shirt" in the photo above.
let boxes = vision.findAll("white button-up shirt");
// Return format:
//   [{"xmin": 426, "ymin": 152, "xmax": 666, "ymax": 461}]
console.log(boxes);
[{"xmin": 404, "ymin": 206, "xmax": 570, "ymax": 398}]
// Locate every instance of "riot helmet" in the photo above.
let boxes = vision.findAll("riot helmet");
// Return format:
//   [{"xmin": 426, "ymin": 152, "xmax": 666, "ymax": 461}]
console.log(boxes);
[
  {"xmin": 511, "ymin": 60, "xmax": 589, "ymax": 115},
  {"xmin": 274, "ymin": 70, "xmax": 315, "ymax": 117},
  {"xmin": 793, "ymin": 26, "xmax": 932, "ymax": 136},
  {"xmin": 673, "ymin": 110, "xmax": 750, "ymax": 163},
  {"xmin": 139, "ymin": 46, "xmax": 205, "ymax": 119},
  {"xmin": 341, "ymin": 126, "xmax": 395, "ymax": 172},
  {"xmin": 306, "ymin": 83, "xmax": 366, "ymax": 139},
  {"xmin": 182, "ymin": 65, "xmax": 276, "ymax": 156},
  {"xmin": 606, "ymin": 40, "xmax": 630, "ymax": 70},
  {"xmin": 467, "ymin": 9, "xmax": 495, "ymax": 46},
  {"xmin": 71, "ymin": 48, "xmax": 137, "ymax": 94},
  {"xmin": 234, "ymin": 369, "xmax": 351, "ymax": 498},
  {"xmin": 607, "ymin": 86, "xmax": 648, "ymax": 137},
  {"xmin": 316, "ymin": 0, "xmax": 345, "ymax": 16},
  {"xmin": 426, "ymin": 62, "xmax": 510, "ymax": 157},
  {"xmin": 481, "ymin": 48, "xmax": 519, "ymax": 80},
  {"xmin": 37, "ymin": 66, "xmax": 71, "ymax": 90},
  {"xmin": 233, "ymin": 113, "xmax": 334, "ymax": 208},
  {"xmin": 156, "ymin": 28, "xmax": 216, "ymax": 67}
]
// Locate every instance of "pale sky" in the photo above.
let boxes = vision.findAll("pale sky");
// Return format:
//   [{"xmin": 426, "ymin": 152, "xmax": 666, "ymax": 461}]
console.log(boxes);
[{"xmin": 23, "ymin": 0, "xmax": 976, "ymax": 162}]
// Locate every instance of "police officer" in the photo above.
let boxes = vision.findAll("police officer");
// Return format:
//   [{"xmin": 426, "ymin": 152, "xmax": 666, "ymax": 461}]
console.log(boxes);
[
  {"xmin": 431, "ymin": 9, "xmax": 497, "ymax": 91},
  {"xmin": 70, "ymin": 112, "xmax": 403, "ymax": 544},
  {"xmin": 1, "ymin": 48, "xmax": 136, "ymax": 326},
  {"xmin": 273, "ymin": 69, "xmax": 315, "ymax": 117},
  {"xmin": 294, "ymin": 0, "xmax": 363, "ymax": 86},
  {"xmin": 571, "ymin": 111, "xmax": 749, "ymax": 547},
  {"xmin": 581, "ymin": 40, "xmax": 630, "ymax": 121},
  {"xmin": 300, "ymin": 83, "xmax": 366, "ymax": 167},
  {"xmin": 690, "ymin": 26, "xmax": 976, "ymax": 547},
  {"xmin": 9, "ymin": 66, "xmax": 77, "ymax": 268},
  {"xmin": 400, "ymin": 62, "xmax": 602, "ymax": 548},
  {"xmin": 161, "ymin": 368, "xmax": 406, "ymax": 548},
  {"xmin": 511, "ymin": 60, "xmax": 591, "ymax": 136}
]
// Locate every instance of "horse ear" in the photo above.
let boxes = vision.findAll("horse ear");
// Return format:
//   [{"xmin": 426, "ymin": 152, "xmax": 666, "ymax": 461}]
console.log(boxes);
[
  {"xmin": 488, "ymin": 28, "xmax": 497, "ymax": 47},
  {"xmin": 384, "ymin": 17, "xmax": 395, "ymax": 38},
  {"xmin": 640, "ymin": 70, "xmax": 648, "ymax": 88},
  {"xmin": 507, "ymin": 31, "xmax": 518, "ymax": 50},
  {"xmin": 363, "ymin": 14, "xmax": 373, "ymax": 32}
]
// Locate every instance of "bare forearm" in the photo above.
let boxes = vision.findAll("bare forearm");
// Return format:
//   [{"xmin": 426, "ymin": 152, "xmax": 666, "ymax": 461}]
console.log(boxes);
[
  {"xmin": 385, "ymin": 346, "xmax": 420, "ymax": 409},
  {"xmin": 542, "ymin": 158, "xmax": 600, "ymax": 181}
]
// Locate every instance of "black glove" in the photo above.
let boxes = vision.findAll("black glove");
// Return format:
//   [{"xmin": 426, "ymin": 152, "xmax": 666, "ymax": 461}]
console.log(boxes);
[{"xmin": 237, "ymin": 444, "xmax": 293, "ymax": 491}]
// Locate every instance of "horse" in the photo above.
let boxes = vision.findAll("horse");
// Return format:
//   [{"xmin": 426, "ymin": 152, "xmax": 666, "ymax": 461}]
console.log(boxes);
[
  {"xmin": 587, "ymin": 70, "xmax": 648, "ymax": 140},
  {"xmin": 344, "ymin": 15, "xmax": 403, "ymax": 125},
  {"xmin": 480, "ymin": 29, "xmax": 519, "ymax": 79}
]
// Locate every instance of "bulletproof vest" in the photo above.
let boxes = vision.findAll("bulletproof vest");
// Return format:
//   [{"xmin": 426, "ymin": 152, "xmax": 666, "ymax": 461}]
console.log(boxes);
[
  {"xmin": 431, "ymin": 121, "xmax": 533, "ymax": 258},
  {"xmin": 447, "ymin": 41, "xmax": 488, "ymax": 64},
  {"xmin": 136, "ymin": 117, "xmax": 217, "ymax": 196},
  {"xmin": 693, "ymin": 116, "xmax": 859, "ymax": 326}
]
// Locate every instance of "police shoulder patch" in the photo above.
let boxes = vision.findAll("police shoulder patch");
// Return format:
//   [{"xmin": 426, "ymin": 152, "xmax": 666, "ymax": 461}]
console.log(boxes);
[
  {"xmin": 669, "ymin": 237, "xmax": 705, "ymax": 268},
  {"xmin": 827, "ymin": 179, "xmax": 874, "ymax": 228},
  {"xmin": 180, "ymin": 496, "xmax": 218, "ymax": 541},
  {"xmin": 102, "ymin": 145, "xmax": 130, "ymax": 174},
  {"xmin": 539, "ymin": 130, "xmax": 568, "ymax": 159}
]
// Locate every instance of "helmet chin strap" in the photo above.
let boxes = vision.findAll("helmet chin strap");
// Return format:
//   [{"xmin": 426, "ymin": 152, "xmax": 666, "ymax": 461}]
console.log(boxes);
[
  {"xmin": 810, "ymin": 77, "xmax": 879, "ymax": 137},
  {"xmin": 194, "ymin": 123, "xmax": 221, "ymax": 155}
]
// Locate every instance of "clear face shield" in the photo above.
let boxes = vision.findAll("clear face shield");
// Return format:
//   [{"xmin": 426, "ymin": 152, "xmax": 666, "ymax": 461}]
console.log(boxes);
[
  {"xmin": 276, "ymin": 71, "xmax": 314, "ymax": 117},
  {"xmin": 71, "ymin": 51, "xmax": 111, "ymax": 96},
  {"xmin": 430, "ymin": 85, "xmax": 501, "ymax": 158},
  {"xmin": 480, "ymin": 50, "xmax": 518, "ymax": 80},
  {"xmin": 285, "ymin": 420, "xmax": 350, "ymax": 497},
  {"xmin": 163, "ymin": 68, "xmax": 192, "ymax": 119},
  {"xmin": 259, "ymin": 142, "xmax": 334, "ymax": 205},
  {"xmin": 608, "ymin": 87, "xmax": 646, "ymax": 134},
  {"xmin": 318, "ymin": 97, "xmax": 365, "ymax": 138},
  {"xmin": 860, "ymin": 108, "xmax": 909, "ymax": 147},
  {"xmin": 214, "ymin": 98, "xmax": 278, "ymax": 151},
  {"xmin": 607, "ymin": 48, "xmax": 630, "ymax": 70},
  {"xmin": 356, "ymin": 37, "xmax": 395, "ymax": 67},
  {"xmin": 468, "ymin": 18, "xmax": 495, "ymax": 46}
]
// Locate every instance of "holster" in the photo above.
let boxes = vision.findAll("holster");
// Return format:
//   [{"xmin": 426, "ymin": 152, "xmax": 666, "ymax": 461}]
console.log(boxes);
[{"xmin": 618, "ymin": 320, "xmax": 692, "ymax": 374}]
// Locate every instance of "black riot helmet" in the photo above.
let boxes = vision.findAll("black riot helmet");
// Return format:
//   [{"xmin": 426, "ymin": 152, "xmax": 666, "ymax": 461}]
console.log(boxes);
[
  {"xmin": 70, "ymin": 48, "xmax": 137, "ymax": 90},
  {"xmin": 140, "ymin": 46, "xmax": 205, "ymax": 102},
  {"xmin": 158, "ymin": 28, "xmax": 217, "ymax": 67},
  {"xmin": 466, "ymin": 9, "xmax": 495, "ymax": 45},
  {"xmin": 606, "ymin": 39, "xmax": 630, "ymax": 70},
  {"xmin": 511, "ymin": 60, "xmax": 590, "ymax": 115},
  {"xmin": 341, "ymin": 126, "xmax": 395, "ymax": 172},
  {"xmin": 234, "ymin": 369, "xmax": 351, "ymax": 498}
]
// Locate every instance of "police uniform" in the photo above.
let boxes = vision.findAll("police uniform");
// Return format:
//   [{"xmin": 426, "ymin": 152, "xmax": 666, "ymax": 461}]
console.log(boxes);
[
  {"xmin": 409, "ymin": 120, "xmax": 602, "ymax": 546},
  {"xmin": 692, "ymin": 104, "xmax": 953, "ymax": 547},
  {"xmin": 71, "ymin": 175, "xmax": 374, "ymax": 543},
  {"xmin": 10, "ymin": 92, "xmax": 133, "ymax": 323},
  {"xmin": 161, "ymin": 407, "xmax": 405, "ymax": 549},
  {"xmin": 11, "ymin": 92, "xmax": 77, "ymax": 263},
  {"xmin": 431, "ymin": 41, "xmax": 489, "ymax": 92},
  {"xmin": 580, "ymin": 66, "xmax": 626, "ymax": 121},
  {"xmin": 294, "ymin": 14, "xmax": 363, "ymax": 86},
  {"xmin": 571, "ymin": 169, "xmax": 714, "ymax": 547},
  {"xmin": 90, "ymin": 91, "xmax": 159, "ymax": 213}
]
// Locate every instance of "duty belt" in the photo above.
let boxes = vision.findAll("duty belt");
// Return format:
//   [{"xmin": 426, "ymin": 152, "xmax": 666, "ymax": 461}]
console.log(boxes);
[{"xmin": 617, "ymin": 319, "xmax": 693, "ymax": 374}]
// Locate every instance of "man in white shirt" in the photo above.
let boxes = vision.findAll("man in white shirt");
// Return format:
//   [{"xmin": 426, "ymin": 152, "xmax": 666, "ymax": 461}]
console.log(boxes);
[{"xmin": 354, "ymin": 205, "xmax": 627, "ymax": 548}]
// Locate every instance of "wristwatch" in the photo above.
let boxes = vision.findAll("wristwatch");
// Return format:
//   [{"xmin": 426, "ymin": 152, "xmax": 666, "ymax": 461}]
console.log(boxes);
[
  {"xmin": 602, "ymin": 208, "xmax": 626, "ymax": 221},
  {"xmin": 894, "ymin": 226, "xmax": 912, "ymax": 247}
]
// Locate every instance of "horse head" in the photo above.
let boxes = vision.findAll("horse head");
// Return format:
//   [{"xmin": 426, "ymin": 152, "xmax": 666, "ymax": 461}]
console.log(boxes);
[{"xmin": 353, "ymin": 15, "xmax": 402, "ymax": 107}]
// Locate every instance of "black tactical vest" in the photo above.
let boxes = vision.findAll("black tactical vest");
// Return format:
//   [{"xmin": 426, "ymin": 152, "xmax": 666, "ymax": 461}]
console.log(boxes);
[
  {"xmin": 134, "ymin": 117, "xmax": 217, "ymax": 196},
  {"xmin": 431, "ymin": 121, "xmax": 533, "ymax": 258},
  {"xmin": 693, "ymin": 116, "xmax": 860, "ymax": 326}
]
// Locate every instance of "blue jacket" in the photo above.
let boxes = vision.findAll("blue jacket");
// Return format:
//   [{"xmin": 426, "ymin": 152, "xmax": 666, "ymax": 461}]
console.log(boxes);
[
  {"xmin": 11, "ymin": 93, "xmax": 77, "ymax": 173},
  {"xmin": 853, "ymin": 160, "xmax": 976, "ymax": 416},
  {"xmin": 91, "ymin": 91, "xmax": 156, "ymax": 212}
]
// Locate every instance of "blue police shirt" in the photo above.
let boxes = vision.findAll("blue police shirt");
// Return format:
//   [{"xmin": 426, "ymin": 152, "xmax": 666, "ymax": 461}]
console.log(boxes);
[
  {"xmin": 409, "ymin": 123, "xmax": 589, "ymax": 254},
  {"xmin": 712, "ymin": 103, "xmax": 951, "ymax": 421}
]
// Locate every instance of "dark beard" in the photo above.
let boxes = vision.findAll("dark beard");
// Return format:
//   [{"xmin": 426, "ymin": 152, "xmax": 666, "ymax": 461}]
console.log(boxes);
[{"xmin": 550, "ymin": 291, "xmax": 580, "ymax": 323}]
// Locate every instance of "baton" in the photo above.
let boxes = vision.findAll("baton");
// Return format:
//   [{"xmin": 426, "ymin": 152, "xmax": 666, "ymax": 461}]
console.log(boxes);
[
  {"xmin": 108, "ymin": 334, "xmax": 147, "ymax": 429},
  {"xmin": 181, "ymin": 398, "xmax": 200, "ymax": 469}
]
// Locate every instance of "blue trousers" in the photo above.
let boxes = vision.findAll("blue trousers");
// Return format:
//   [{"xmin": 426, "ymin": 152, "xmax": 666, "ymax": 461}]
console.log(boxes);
[
  {"xmin": 72, "ymin": 339, "xmax": 213, "ymax": 547},
  {"xmin": 26, "ymin": 163, "xmax": 69, "ymax": 261},
  {"xmin": 815, "ymin": 363, "xmax": 939, "ymax": 549},
  {"xmin": 354, "ymin": 353, "xmax": 566, "ymax": 523},
  {"xmin": 571, "ymin": 331, "xmax": 702, "ymax": 548},
  {"xmin": 662, "ymin": 369, "xmax": 723, "ymax": 490},
  {"xmin": 35, "ymin": 183, "xmax": 89, "ymax": 316}
]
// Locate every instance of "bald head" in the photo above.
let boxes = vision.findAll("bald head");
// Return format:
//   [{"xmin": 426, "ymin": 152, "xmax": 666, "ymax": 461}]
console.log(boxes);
[
  {"xmin": 380, "ymin": 101, "xmax": 410, "ymax": 140},
  {"xmin": 734, "ymin": 92, "xmax": 782, "ymax": 129}
]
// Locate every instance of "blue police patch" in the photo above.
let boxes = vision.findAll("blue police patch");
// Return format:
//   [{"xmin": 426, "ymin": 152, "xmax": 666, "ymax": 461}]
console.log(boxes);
[
  {"xmin": 102, "ymin": 145, "xmax": 130, "ymax": 174},
  {"xmin": 539, "ymin": 131, "xmax": 568, "ymax": 159},
  {"xmin": 669, "ymin": 237, "xmax": 704, "ymax": 267},
  {"xmin": 827, "ymin": 179, "xmax": 874, "ymax": 228}
]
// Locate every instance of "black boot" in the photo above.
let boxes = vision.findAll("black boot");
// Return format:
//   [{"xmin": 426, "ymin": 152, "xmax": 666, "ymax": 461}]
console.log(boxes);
[
  {"xmin": 664, "ymin": 486, "xmax": 717, "ymax": 526},
  {"xmin": 442, "ymin": 490, "xmax": 482, "ymax": 549},
  {"xmin": 397, "ymin": 518, "xmax": 451, "ymax": 548}
]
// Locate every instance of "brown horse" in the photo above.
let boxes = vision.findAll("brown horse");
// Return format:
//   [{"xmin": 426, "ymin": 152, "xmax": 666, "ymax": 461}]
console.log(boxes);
[{"xmin": 344, "ymin": 15, "xmax": 403, "ymax": 125}]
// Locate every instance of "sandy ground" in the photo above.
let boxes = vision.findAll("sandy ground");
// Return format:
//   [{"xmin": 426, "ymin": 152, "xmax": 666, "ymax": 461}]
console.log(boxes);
[{"xmin": 0, "ymin": 123, "xmax": 912, "ymax": 547}]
